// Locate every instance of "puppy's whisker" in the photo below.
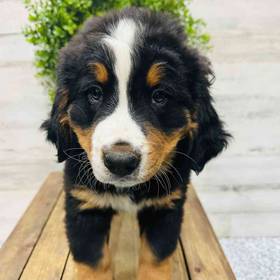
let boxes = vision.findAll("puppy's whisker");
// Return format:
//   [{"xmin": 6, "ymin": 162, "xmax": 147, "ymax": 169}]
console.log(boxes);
[
  {"xmin": 63, "ymin": 150, "xmax": 87, "ymax": 163},
  {"xmin": 160, "ymin": 169, "xmax": 172, "ymax": 196},
  {"xmin": 155, "ymin": 171, "xmax": 169, "ymax": 197},
  {"xmin": 73, "ymin": 104, "xmax": 88, "ymax": 119},
  {"xmin": 89, "ymin": 176, "xmax": 98, "ymax": 190},
  {"xmin": 64, "ymin": 147, "xmax": 85, "ymax": 151},
  {"xmin": 75, "ymin": 161, "xmax": 91, "ymax": 185},
  {"xmin": 74, "ymin": 158, "xmax": 91, "ymax": 185},
  {"xmin": 75, "ymin": 163, "xmax": 87, "ymax": 185},
  {"xmin": 78, "ymin": 162, "xmax": 92, "ymax": 185},
  {"xmin": 85, "ymin": 167, "xmax": 94, "ymax": 188},
  {"xmin": 173, "ymin": 151, "xmax": 201, "ymax": 172},
  {"xmin": 163, "ymin": 161, "xmax": 183, "ymax": 183},
  {"xmin": 154, "ymin": 174, "xmax": 161, "ymax": 197}
]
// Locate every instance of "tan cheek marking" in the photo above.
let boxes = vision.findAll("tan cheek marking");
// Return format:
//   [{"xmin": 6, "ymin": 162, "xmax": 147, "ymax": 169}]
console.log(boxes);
[
  {"xmin": 74, "ymin": 243, "xmax": 112, "ymax": 280},
  {"xmin": 90, "ymin": 62, "xmax": 109, "ymax": 84},
  {"xmin": 144, "ymin": 125, "xmax": 184, "ymax": 180},
  {"xmin": 55, "ymin": 90, "xmax": 96, "ymax": 158},
  {"xmin": 138, "ymin": 235, "xmax": 173, "ymax": 280},
  {"xmin": 144, "ymin": 112, "xmax": 199, "ymax": 181},
  {"xmin": 147, "ymin": 63, "xmax": 165, "ymax": 87},
  {"xmin": 70, "ymin": 123, "xmax": 94, "ymax": 158}
]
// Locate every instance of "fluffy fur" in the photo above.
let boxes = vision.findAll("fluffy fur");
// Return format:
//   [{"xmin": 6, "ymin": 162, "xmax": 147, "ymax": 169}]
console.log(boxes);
[{"xmin": 42, "ymin": 7, "xmax": 230, "ymax": 280}]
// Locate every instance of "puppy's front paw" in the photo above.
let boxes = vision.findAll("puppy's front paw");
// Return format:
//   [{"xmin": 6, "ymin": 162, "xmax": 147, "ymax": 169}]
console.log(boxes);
[
  {"xmin": 137, "ymin": 259, "xmax": 172, "ymax": 280},
  {"xmin": 137, "ymin": 237, "xmax": 172, "ymax": 280},
  {"xmin": 75, "ymin": 262, "xmax": 113, "ymax": 280}
]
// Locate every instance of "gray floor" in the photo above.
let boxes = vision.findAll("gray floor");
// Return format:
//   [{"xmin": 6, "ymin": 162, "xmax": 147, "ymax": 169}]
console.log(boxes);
[
  {"xmin": 0, "ymin": 0, "xmax": 280, "ymax": 278},
  {"xmin": 221, "ymin": 238, "xmax": 280, "ymax": 280}
]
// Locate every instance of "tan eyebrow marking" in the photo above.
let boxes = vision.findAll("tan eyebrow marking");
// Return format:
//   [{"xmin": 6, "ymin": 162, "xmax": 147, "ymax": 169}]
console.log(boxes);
[
  {"xmin": 146, "ymin": 62, "xmax": 166, "ymax": 87},
  {"xmin": 89, "ymin": 62, "xmax": 109, "ymax": 84}
]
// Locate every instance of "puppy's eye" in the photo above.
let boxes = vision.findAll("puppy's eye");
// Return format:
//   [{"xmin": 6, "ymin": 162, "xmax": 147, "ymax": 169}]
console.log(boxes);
[
  {"xmin": 88, "ymin": 86, "xmax": 103, "ymax": 104},
  {"xmin": 152, "ymin": 90, "xmax": 168, "ymax": 106}
]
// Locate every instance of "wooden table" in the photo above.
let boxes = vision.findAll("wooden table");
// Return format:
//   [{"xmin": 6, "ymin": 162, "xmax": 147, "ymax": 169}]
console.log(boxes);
[{"xmin": 0, "ymin": 172, "xmax": 236, "ymax": 280}]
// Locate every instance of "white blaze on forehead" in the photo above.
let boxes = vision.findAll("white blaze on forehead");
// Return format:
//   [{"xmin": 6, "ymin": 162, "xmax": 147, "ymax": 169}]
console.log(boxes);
[
  {"xmin": 103, "ymin": 19, "xmax": 136, "ymax": 96},
  {"xmin": 91, "ymin": 19, "xmax": 147, "ymax": 186}
]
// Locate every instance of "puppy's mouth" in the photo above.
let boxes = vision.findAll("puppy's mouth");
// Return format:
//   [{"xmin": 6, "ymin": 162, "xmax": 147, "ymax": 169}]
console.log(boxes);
[
  {"xmin": 92, "ymin": 167, "xmax": 144, "ymax": 188},
  {"xmin": 91, "ymin": 156, "xmax": 167, "ymax": 188}
]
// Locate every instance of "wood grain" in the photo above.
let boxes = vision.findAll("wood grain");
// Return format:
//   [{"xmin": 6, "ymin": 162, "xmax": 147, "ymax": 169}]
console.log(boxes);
[
  {"xmin": 110, "ymin": 212, "xmax": 140, "ymax": 280},
  {"xmin": 20, "ymin": 193, "xmax": 69, "ymax": 280},
  {"xmin": 61, "ymin": 254, "xmax": 74, "ymax": 280},
  {"xmin": 172, "ymin": 242, "xmax": 190, "ymax": 280},
  {"xmin": 181, "ymin": 184, "xmax": 236, "ymax": 280},
  {"xmin": 0, "ymin": 172, "xmax": 63, "ymax": 280}
]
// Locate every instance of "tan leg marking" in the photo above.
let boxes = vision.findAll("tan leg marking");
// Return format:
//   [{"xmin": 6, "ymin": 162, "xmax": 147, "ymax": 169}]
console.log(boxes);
[
  {"xmin": 75, "ymin": 243, "xmax": 112, "ymax": 280},
  {"xmin": 138, "ymin": 235, "xmax": 172, "ymax": 280}
]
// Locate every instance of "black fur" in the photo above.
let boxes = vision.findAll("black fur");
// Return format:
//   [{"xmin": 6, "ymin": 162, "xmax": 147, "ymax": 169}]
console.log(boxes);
[
  {"xmin": 41, "ymin": 91, "xmax": 78, "ymax": 162},
  {"xmin": 65, "ymin": 191, "xmax": 114, "ymax": 266},
  {"xmin": 138, "ymin": 198, "xmax": 184, "ymax": 261},
  {"xmin": 42, "ymin": 7, "xmax": 230, "ymax": 271}
]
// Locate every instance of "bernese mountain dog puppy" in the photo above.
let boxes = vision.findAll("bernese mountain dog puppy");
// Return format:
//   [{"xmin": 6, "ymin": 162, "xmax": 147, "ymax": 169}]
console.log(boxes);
[{"xmin": 42, "ymin": 7, "xmax": 230, "ymax": 280}]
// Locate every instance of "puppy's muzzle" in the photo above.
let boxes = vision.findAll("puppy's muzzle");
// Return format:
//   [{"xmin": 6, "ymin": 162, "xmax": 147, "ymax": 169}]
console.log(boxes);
[{"xmin": 103, "ymin": 142, "xmax": 141, "ymax": 177}]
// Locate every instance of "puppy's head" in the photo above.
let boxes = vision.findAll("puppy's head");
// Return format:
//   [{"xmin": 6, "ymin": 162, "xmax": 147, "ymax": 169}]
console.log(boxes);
[{"xmin": 42, "ymin": 8, "xmax": 230, "ymax": 187}]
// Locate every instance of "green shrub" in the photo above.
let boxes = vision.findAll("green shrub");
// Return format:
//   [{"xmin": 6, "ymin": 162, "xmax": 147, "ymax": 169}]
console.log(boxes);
[{"xmin": 23, "ymin": 0, "xmax": 210, "ymax": 101}]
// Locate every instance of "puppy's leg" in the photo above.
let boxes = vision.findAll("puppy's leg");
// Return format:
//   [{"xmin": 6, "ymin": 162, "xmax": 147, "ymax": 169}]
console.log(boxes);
[
  {"xmin": 137, "ymin": 205, "xmax": 184, "ymax": 280},
  {"xmin": 65, "ymin": 197, "xmax": 114, "ymax": 280},
  {"xmin": 74, "ymin": 244, "xmax": 111, "ymax": 280}
]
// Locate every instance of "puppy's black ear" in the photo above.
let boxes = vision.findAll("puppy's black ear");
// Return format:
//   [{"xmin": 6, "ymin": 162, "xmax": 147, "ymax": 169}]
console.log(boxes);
[
  {"xmin": 186, "ymin": 52, "xmax": 231, "ymax": 173},
  {"xmin": 41, "ymin": 89, "xmax": 75, "ymax": 162}
]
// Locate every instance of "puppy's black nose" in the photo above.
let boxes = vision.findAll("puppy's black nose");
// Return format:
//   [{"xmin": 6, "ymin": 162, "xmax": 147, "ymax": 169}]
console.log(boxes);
[{"xmin": 103, "ymin": 143, "xmax": 140, "ymax": 177}]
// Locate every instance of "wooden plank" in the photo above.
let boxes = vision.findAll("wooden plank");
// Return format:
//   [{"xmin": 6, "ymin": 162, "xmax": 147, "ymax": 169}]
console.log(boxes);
[
  {"xmin": 172, "ymin": 243, "xmax": 190, "ymax": 280},
  {"xmin": 61, "ymin": 254, "xmax": 74, "ymax": 280},
  {"xmin": 181, "ymin": 184, "xmax": 236, "ymax": 280},
  {"xmin": 0, "ymin": 172, "xmax": 63, "ymax": 280},
  {"xmin": 20, "ymin": 193, "xmax": 69, "ymax": 280},
  {"xmin": 110, "ymin": 212, "xmax": 140, "ymax": 280}
]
